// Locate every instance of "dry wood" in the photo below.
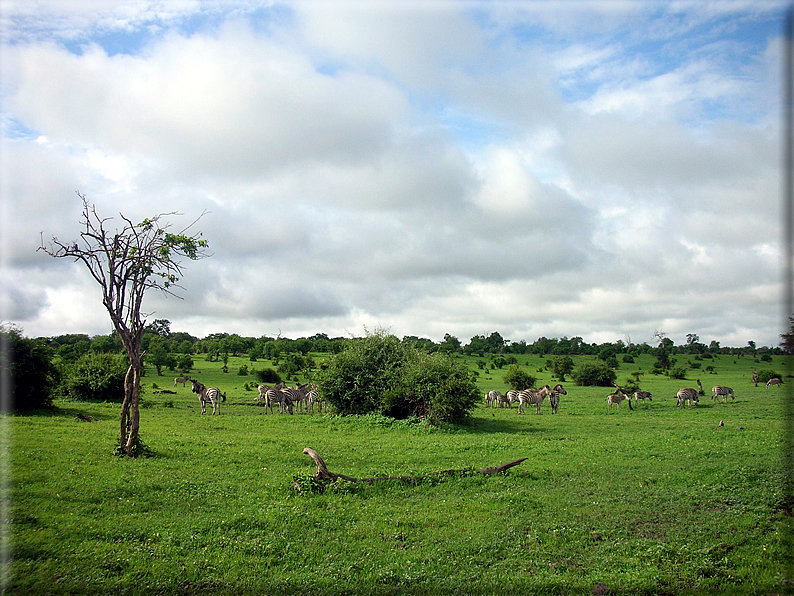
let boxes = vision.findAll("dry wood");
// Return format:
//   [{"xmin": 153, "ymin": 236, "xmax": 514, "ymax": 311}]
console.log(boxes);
[
  {"xmin": 153, "ymin": 389, "xmax": 177, "ymax": 394},
  {"xmin": 301, "ymin": 447, "xmax": 527, "ymax": 485},
  {"xmin": 75, "ymin": 413, "xmax": 97, "ymax": 421}
]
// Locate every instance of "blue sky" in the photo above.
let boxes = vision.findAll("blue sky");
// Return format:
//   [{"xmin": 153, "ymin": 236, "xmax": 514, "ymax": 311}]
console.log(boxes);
[{"xmin": 0, "ymin": 0, "xmax": 789, "ymax": 347}]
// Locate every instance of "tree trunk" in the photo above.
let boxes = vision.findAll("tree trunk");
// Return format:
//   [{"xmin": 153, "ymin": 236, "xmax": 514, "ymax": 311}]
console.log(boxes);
[{"xmin": 119, "ymin": 355, "xmax": 142, "ymax": 456}]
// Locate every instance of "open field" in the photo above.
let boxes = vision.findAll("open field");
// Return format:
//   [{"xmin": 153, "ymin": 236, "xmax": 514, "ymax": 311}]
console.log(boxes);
[{"xmin": 5, "ymin": 354, "xmax": 792, "ymax": 594}]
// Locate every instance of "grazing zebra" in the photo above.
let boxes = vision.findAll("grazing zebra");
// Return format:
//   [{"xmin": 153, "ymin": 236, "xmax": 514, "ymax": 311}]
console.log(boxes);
[
  {"xmin": 505, "ymin": 390, "xmax": 519, "ymax": 407},
  {"xmin": 676, "ymin": 387, "xmax": 699, "ymax": 408},
  {"xmin": 265, "ymin": 385, "xmax": 293, "ymax": 414},
  {"xmin": 190, "ymin": 379, "xmax": 225, "ymax": 415},
  {"xmin": 516, "ymin": 388, "xmax": 545, "ymax": 414},
  {"xmin": 497, "ymin": 391, "xmax": 513, "ymax": 408},
  {"xmin": 633, "ymin": 391, "xmax": 652, "ymax": 404},
  {"xmin": 766, "ymin": 378, "xmax": 783, "ymax": 389},
  {"xmin": 283, "ymin": 384, "xmax": 309, "ymax": 413},
  {"xmin": 257, "ymin": 382, "xmax": 285, "ymax": 408},
  {"xmin": 711, "ymin": 385, "xmax": 734, "ymax": 402},
  {"xmin": 485, "ymin": 390, "xmax": 501, "ymax": 408},
  {"xmin": 174, "ymin": 375, "xmax": 191, "ymax": 387},
  {"xmin": 546, "ymin": 384, "xmax": 566, "ymax": 414},
  {"xmin": 607, "ymin": 391, "xmax": 633, "ymax": 410}
]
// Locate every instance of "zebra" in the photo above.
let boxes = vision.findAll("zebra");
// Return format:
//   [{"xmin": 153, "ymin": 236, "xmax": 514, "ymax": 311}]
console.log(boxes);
[
  {"xmin": 546, "ymin": 384, "xmax": 566, "ymax": 414},
  {"xmin": 505, "ymin": 390, "xmax": 519, "ymax": 407},
  {"xmin": 711, "ymin": 385, "xmax": 734, "ymax": 402},
  {"xmin": 174, "ymin": 375, "xmax": 191, "ymax": 387},
  {"xmin": 766, "ymin": 378, "xmax": 783, "ymax": 389},
  {"xmin": 676, "ymin": 387, "xmax": 699, "ymax": 408},
  {"xmin": 283, "ymin": 384, "xmax": 309, "ymax": 413},
  {"xmin": 516, "ymin": 388, "xmax": 545, "ymax": 414},
  {"xmin": 190, "ymin": 379, "xmax": 225, "ymax": 415},
  {"xmin": 633, "ymin": 391, "xmax": 652, "ymax": 404},
  {"xmin": 696, "ymin": 379, "xmax": 704, "ymax": 396},
  {"xmin": 607, "ymin": 391, "xmax": 633, "ymax": 410},
  {"xmin": 265, "ymin": 385, "xmax": 293, "ymax": 414},
  {"xmin": 752, "ymin": 371, "xmax": 759, "ymax": 387},
  {"xmin": 485, "ymin": 390, "xmax": 501, "ymax": 408},
  {"xmin": 306, "ymin": 385, "xmax": 325, "ymax": 414},
  {"xmin": 257, "ymin": 382, "xmax": 285, "ymax": 408},
  {"xmin": 497, "ymin": 391, "xmax": 513, "ymax": 408}
]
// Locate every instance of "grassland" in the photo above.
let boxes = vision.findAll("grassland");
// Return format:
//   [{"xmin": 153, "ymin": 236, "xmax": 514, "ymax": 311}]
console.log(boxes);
[{"xmin": 5, "ymin": 353, "xmax": 791, "ymax": 594}]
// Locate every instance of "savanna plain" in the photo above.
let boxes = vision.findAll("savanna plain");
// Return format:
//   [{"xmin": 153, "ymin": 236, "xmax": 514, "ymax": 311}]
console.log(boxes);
[{"xmin": 6, "ymin": 353, "xmax": 791, "ymax": 594}]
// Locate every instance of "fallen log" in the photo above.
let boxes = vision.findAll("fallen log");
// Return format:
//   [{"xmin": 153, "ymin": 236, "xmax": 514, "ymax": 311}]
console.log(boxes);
[
  {"xmin": 75, "ymin": 413, "xmax": 97, "ymax": 421},
  {"xmin": 297, "ymin": 447, "xmax": 527, "ymax": 493},
  {"xmin": 153, "ymin": 389, "xmax": 177, "ymax": 394}
]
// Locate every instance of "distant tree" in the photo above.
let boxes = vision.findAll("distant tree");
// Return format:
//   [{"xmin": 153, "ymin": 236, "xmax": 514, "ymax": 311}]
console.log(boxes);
[
  {"xmin": 549, "ymin": 356, "xmax": 575, "ymax": 382},
  {"xmin": 145, "ymin": 319, "xmax": 171, "ymax": 338},
  {"xmin": 503, "ymin": 364, "xmax": 537, "ymax": 390},
  {"xmin": 571, "ymin": 362, "xmax": 616, "ymax": 387},
  {"xmin": 146, "ymin": 336, "xmax": 175, "ymax": 376},
  {"xmin": 438, "ymin": 333, "xmax": 462, "ymax": 354},
  {"xmin": 39, "ymin": 193, "xmax": 208, "ymax": 456}
]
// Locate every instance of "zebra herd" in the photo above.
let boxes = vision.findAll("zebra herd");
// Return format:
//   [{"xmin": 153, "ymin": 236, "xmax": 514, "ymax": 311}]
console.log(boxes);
[
  {"xmin": 256, "ymin": 382, "xmax": 325, "ymax": 415},
  {"xmin": 485, "ymin": 384, "xmax": 567, "ymax": 414}
]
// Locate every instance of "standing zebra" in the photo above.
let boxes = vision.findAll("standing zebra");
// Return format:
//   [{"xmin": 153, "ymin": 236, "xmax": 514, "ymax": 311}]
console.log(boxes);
[
  {"xmin": 265, "ymin": 385, "xmax": 293, "ymax": 414},
  {"xmin": 485, "ymin": 390, "xmax": 501, "ymax": 408},
  {"xmin": 752, "ymin": 371, "xmax": 759, "ymax": 387},
  {"xmin": 190, "ymin": 379, "xmax": 225, "ymax": 415},
  {"xmin": 516, "ymin": 388, "xmax": 545, "ymax": 414},
  {"xmin": 546, "ymin": 384, "xmax": 566, "ymax": 414},
  {"xmin": 305, "ymin": 385, "xmax": 325, "ymax": 414},
  {"xmin": 696, "ymin": 379, "xmax": 704, "ymax": 396},
  {"xmin": 633, "ymin": 391, "xmax": 652, "ymax": 404},
  {"xmin": 174, "ymin": 375, "xmax": 191, "ymax": 387},
  {"xmin": 676, "ymin": 387, "xmax": 699, "ymax": 408},
  {"xmin": 283, "ymin": 384, "xmax": 309, "ymax": 413},
  {"xmin": 711, "ymin": 386, "xmax": 734, "ymax": 402},
  {"xmin": 606, "ymin": 391, "xmax": 633, "ymax": 410},
  {"xmin": 766, "ymin": 378, "xmax": 783, "ymax": 389}
]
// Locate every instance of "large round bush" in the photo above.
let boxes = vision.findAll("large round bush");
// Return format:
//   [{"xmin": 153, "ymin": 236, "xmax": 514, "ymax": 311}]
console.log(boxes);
[
  {"xmin": 316, "ymin": 332, "xmax": 478, "ymax": 424},
  {"xmin": 572, "ymin": 361, "xmax": 617, "ymax": 386},
  {"xmin": 63, "ymin": 353, "xmax": 129, "ymax": 401}
]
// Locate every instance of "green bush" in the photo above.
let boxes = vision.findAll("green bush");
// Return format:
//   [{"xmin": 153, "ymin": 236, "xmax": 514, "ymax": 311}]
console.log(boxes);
[
  {"xmin": 503, "ymin": 364, "xmax": 537, "ymax": 390},
  {"xmin": 1, "ymin": 326, "xmax": 60, "ymax": 411},
  {"xmin": 622, "ymin": 354, "xmax": 635, "ymax": 363},
  {"xmin": 756, "ymin": 369, "xmax": 781, "ymax": 384},
  {"xmin": 316, "ymin": 331, "xmax": 479, "ymax": 424},
  {"xmin": 237, "ymin": 364, "xmax": 249, "ymax": 376},
  {"xmin": 669, "ymin": 366, "xmax": 688, "ymax": 380},
  {"xmin": 383, "ymin": 351, "xmax": 478, "ymax": 424},
  {"xmin": 62, "ymin": 352, "xmax": 128, "ymax": 401},
  {"xmin": 571, "ymin": 362, "xmax": 616, "ymax": 387}
]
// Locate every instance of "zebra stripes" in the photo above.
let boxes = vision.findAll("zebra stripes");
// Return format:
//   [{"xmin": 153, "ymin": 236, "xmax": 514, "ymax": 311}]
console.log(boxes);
[
  {"xmin": 676, "ymin": 387, "xmax": 699, "ymax": 408},
  {"xmin": 711, "ymin": 385, "xmax": 734, "ymax": 402},
  {"xmin": 190, "ymin": 379, "xmax": 225, "ymax": 415},
  {"xmin": 547, "ymin": 384, "xmax": 566, "ymax": 414},
  {"xmin": 516, "ymin": 388, "xmax": 545, "ymax": 414},
  {"xmin": 633, "ymin": 391, "xmax": 652, "ymax": 404},
  {"xmin": 606, "ymin": 391, "xmax": 632, "ymax": 410},
  {"xmin": 766, "ymin": 378, "xmax": 782, "ymax": 389}
]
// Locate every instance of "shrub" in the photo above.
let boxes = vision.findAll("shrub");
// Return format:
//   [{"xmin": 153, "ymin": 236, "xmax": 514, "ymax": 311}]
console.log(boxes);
[
  {"xmin": 316, "ymin": 331, "xmax": 479, "ymax": 424},
  {"xmin": 238, "ymin": 364, "xmax": 249, "ymax": 376},
  {"xmin": 316, "ymin": 333, "xmax": 408, "ymax": 416},
  {"xmin": 622, "ymin": 354, "xmax": 635, "ymax": 364},
  {"xmin": 176, "ymin": 354, "xmax": 193, "ymax": 373},
  {"xmin": 255, "ymin": 368, "xmax": 282, "ymax": 384},
  {"xmin": 503, "ymin": 364, "xmax": 537, "ymax": 390},
  {"xmin": 756, "ymin": 369, "xmax": 781, "ymax": 384},
  {"xmin": 549, "ymin": 356, "xmax": 574, "ymax": 381},
  {"xmin": 669, "ymin": 366, "xmax": 688, "ymax": 380},
  {"xmin": 572, "ymin": 362, "xmax": 616, "ymax": 387},
  {"xmin": 1, "ymin": 326, "xmax": 60, "ymax": 411},
  {"xmin": 383, "ymin": 351, "xmax": 478, "ymax": 424},
  {"xmin": 63, "ymin": 352, "xmax": 128, "ymax": 401}
]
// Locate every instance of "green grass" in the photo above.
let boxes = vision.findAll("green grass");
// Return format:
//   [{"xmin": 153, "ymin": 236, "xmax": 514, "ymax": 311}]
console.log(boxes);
[{"xmin": 5, "ymin": 354, "xmax": 791, "ymax": 594}]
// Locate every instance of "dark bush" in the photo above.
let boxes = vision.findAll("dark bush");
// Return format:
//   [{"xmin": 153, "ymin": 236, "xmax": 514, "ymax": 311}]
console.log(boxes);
[
  {"xmin": 1, "ymin": 326, "xmax": 60, "ymax": 411},
  {"xmin": 621, "ymin": 354, "xmax": 635, "ymax": 363},
  {"xmin": 756, "ymin": 369, "xmax": 781, "ymax": 384},
  {"xmin": 63, "ymin": 352, "xmax": 128, "ymax": 401},
  {"xmin": 255, "ymin": 368, "xmax": 282, "ymax": 384},
  {"xmin": 572, "ymin": 362, "xmax": 616, "ymax": 386},
  {"xmin": 503, "ymin": 364, "xmax": 537, "ymax": 390}
]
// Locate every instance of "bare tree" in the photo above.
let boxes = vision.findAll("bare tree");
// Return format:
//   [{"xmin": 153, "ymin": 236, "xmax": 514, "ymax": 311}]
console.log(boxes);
[{"xmin": 39, "ymin": 192, "xmax": 209, "ymax": 456}]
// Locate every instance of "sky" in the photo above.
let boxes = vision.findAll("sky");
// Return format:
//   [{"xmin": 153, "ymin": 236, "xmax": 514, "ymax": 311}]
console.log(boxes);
[{"xmin": 0, "ymin": 0, "xmax": 789, "ymax": 348}]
